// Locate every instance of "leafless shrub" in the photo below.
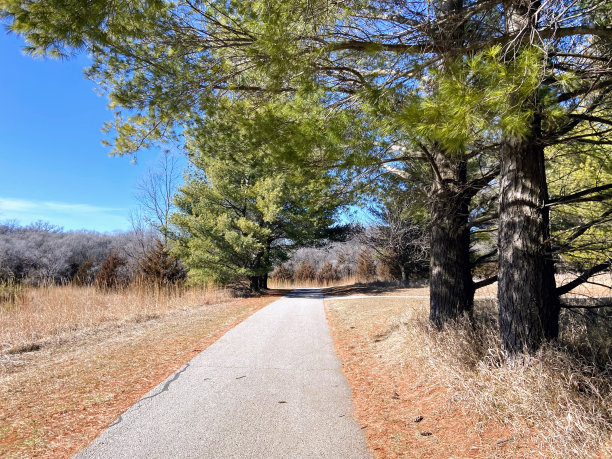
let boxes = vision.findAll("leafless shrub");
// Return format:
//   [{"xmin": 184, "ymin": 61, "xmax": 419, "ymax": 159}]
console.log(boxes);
[{"xmin": 0, "ymin": 221, "xmax": 156, "ymax": 285}]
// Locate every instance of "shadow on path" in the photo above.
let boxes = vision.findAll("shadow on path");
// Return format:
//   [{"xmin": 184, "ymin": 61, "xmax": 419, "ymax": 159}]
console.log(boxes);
[{"xmin": 284, "ymin": 289, "xmax": 324, "ymax": 299}]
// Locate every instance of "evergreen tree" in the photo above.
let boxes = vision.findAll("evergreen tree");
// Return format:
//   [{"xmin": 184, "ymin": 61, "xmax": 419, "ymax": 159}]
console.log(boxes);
[
  {"xmin": 139, "ymin": 239, "xmax": 186, "ymax": 287},
  {"xmin": 95, "ymin": 251, "xmax": 126, "ymax": 290},
  {"xmin": 172, "ymin": 97, "xmax": 346, "ymax": 290},
  {"xmin": 356, "ymin": 249, "xmax": 377, "ymax": 282},
  {"xmin": 4, "ymin": 0, "xmax": 611, "ymax": 352}
]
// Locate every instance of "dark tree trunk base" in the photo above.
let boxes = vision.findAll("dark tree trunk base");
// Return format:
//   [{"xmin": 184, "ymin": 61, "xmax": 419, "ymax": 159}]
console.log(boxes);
[
  {"xmin": 249, "ymin": 275, "xmax": 268, "ymax": 292},
  {"xmin": 428, "ymin": 148, "xmax": 474, "ymax": 328}
]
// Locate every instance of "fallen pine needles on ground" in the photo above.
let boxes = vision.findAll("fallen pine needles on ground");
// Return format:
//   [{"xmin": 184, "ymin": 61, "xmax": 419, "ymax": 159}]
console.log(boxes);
[{"xmin": 325, "ymin": 293, "xmax": 612, "ymax": 458}]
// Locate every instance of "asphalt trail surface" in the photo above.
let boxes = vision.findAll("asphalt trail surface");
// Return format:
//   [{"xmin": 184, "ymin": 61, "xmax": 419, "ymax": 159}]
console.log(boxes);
[{"xmin": 75, "ymin": 289, "xmax": 371, "ymax": 459}]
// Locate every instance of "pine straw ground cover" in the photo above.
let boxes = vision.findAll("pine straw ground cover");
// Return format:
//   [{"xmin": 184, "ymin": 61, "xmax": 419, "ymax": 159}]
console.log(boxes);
[
  {"xmin": 325, "ymin": 291, "xmax": 612, "ymax": 458},
  {"xmin": 0, "ymin": 289, "xmax": 279, "ymax": 458}
]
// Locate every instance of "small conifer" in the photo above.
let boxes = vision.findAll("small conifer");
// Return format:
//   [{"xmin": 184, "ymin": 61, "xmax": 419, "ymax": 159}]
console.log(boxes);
[
  {"xmin": 139, "ymin": 240, "xmax": 186, "ymax": 287},
  {"xmin": 356, "ymin": 249, "xmax": 377, "ymax": 282},
  {"xmin": 294, "ymin": 262, "xmax": 316, "ymax": 282},
  {"xmin": 316, "ymin": 261, "xmax": 339, "ymax": 284},
  {"xmin": 95, "ymin": 252, "xmax": 127, "ymax": 290}
]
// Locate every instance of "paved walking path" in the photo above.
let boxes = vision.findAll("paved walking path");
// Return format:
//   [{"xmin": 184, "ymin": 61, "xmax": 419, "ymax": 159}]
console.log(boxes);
[{"xmin": 75, "ymin": 289, "xmax": 371, "ymax": 459}]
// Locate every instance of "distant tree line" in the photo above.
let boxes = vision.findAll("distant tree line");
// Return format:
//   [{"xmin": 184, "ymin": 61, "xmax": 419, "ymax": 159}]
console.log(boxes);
[{"xmin": 0, "ymin": 220, "xmax": 185, "ymax": 288}]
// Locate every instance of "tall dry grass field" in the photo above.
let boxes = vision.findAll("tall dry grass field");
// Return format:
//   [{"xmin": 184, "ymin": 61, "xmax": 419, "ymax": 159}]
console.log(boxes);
[
  {"xmin": 268, "ymin": 274, "xmax": 381, "ymax": 289},
  {"xmin": 0, "ymin": 283, "xmax": 230, "ymax": 354}
]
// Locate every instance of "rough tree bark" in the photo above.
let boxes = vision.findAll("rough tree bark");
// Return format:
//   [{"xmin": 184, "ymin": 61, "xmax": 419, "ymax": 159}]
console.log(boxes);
[
  {"xmin": 497, "ymin": 0, "xmax": 560, "ymax": 354},
  {"xmin": 429, "ymin": 148, "xmax": 474, "ymax": 327},
  {"xmin": 426, "ymin": 0, "xmax": 476, "ymax": 327},
  {"xmin": 498, "ymin": 114, "xmax": 559, "ymax": 353}
]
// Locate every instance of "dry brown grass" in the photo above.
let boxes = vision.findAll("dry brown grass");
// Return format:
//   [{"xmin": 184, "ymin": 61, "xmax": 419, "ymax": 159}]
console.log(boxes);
[
  {"xmin": 0, "ymin": 285, "xmax": 277, "ymax": 458},
  {"xmin": 0, "ymin": 283, "xmax": 230, "ymax": 354},
  {"xmin": 268, "ymin": 275, "xmax": 360, "ymax": 289},
  {"xmin": 326, "ymin": 292, "xmax": 612, "ymax": 458}
]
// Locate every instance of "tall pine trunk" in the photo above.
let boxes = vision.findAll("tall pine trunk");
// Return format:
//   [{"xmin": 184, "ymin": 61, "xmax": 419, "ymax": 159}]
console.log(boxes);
[
  {"xmin": 426, "ymin": 0, "xmax": 474, "ymax": 327},
  {"xmin": 497, "ymin": 0, "xmax": 560, "ymax": 353},
  {"xmin": 429, "ymin": 148, "xmax": 474, "ymax": 327},
  {"xmin": 498, "ymin": 115, "xmax": 559, "ymax": 353}
]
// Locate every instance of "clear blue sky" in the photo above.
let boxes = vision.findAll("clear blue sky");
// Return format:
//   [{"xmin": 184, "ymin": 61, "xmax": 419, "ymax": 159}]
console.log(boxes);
[{"xmin": 0, "ymin": 33, "xmax": 169, "ymax": 232}]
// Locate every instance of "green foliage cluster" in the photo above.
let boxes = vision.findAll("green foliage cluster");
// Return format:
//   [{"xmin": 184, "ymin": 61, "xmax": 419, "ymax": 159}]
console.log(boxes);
[{"xmin": 171, "ymin": 95, "xmax": 347, "ymax": 285}]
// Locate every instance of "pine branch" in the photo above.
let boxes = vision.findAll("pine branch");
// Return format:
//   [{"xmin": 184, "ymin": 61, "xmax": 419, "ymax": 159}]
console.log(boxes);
[
  {"xmin": 471, "ymin": 249, "xmax": 497, "ymax": 268},
  {"xmin": 568, "ymin": 113, "xmax": 612, "ymax": 127},
  {"xmin": 550, "ymin": 208, "xmax": 612, "ymax": 250},
  {"xmin": 473, "ymin": 275, "xmax": 498, "ymax": 291},
  {"xmin": 381, "ymin": 163, "xmax": 411, "ymax": 179},
  {"xmin": 547, "ymin": 183, "xmax": 612, "ymax": 206},
  {"xmin": 556, "ymin": 262, "xmax": 612, "ymax": 296},
  {"xmin": 467, "ymin": 213, "xmax": 498, "ymax": 228},
  {"xmin": 465, "ymin": 165, "xmax": 500, "ymax": 199}
]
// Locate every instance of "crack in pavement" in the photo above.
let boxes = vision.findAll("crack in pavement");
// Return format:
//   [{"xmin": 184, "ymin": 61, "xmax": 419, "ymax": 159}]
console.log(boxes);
[
  {"xmin": 139, "ymin": 363, "xmax": 191, "ymax": 403},
  {"xmin": 109, "ymin": 415, "xmax": 123, "ymax": 427},
  {"xmin": 109, "ymin": 363, "xmax": 193, "ymax": 428}
]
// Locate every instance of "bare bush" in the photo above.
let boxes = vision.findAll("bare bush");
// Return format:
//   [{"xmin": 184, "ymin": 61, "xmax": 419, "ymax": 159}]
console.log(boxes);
[{"xmin": 0, "ymin": 221, "xmax": 156, "ymax": 285}]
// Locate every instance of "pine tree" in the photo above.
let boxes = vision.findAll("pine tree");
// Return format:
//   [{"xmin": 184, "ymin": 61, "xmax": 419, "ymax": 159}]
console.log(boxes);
[
  {"xmin": 5, "ymin": 0, "xmax": 611, "ymax": 353},
  {"xmin": 172, "ymin": 97, "xmax": 346, "ymax": 291},
  {"xmin": 356, "ymin": 249, "xmax": 377, "ymax": 282},
  {"xmin": 139, "ymin": 240, "xmax": 186, "ymax": 287},
  {"xmin": 95, "ymin": 252, "xmax": 126, "ymax": 290}
]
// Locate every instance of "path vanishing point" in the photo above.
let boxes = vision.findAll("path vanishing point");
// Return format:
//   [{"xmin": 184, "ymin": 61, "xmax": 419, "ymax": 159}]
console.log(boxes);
[{"xmin": 75, "ymin": 289, "xmax": 371, "ymax": 459}]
